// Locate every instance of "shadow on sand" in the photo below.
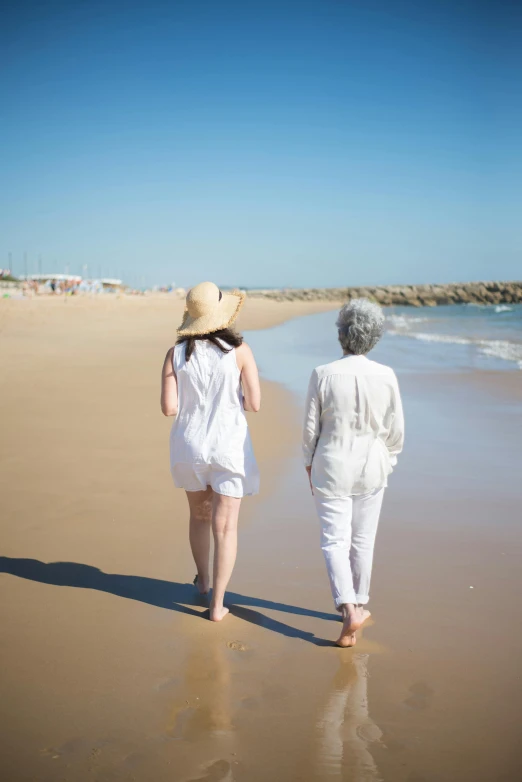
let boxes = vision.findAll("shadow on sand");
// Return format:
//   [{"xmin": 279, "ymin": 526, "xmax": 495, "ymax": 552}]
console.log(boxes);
[{"xmin": 0, "ymin": 556, "xmax": 337, "ymax": 647}]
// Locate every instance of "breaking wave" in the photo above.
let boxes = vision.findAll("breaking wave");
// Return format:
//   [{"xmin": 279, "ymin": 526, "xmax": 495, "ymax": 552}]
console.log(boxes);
[
  {"xmin": 386, "ymin": 314, "xmax": 429, "ymax": 329},
  {"xmin": 387, "ymin": 329, "xmax": 522, "ymax": 369}
]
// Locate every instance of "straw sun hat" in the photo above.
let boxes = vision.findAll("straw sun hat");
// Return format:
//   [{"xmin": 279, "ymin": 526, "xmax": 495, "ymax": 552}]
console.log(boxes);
[{"xmin": 177, "ymin": 281, "xmax": 245, "ymax": 337}]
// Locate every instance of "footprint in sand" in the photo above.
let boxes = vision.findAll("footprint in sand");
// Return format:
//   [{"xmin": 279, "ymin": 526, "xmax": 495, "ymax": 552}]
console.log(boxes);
[
  {"xmin": 40, "ymin": 748, "xmax": 61, "ymax": 759},
  {"xmin": 226, "ymin": 640, "xmax": 248, "ymax": 651},
  {"xmin": 404, "ymin": 681, "xmax": 434, "ymax": 711},
  {"xmin": 189, "ymin": 759, "xmax": 232, "ymax": 782}
]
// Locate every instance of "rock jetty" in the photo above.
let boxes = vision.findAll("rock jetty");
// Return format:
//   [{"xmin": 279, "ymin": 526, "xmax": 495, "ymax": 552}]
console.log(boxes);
[{"xmin": 247, "ymin": 281, "xmax": 522, "ymax": 307}]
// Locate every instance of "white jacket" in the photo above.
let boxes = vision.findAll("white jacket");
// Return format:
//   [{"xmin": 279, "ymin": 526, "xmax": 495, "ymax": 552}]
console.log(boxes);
[{"xmin": 303, "ymin": 354, "xmax": 404, "ymax": 497}]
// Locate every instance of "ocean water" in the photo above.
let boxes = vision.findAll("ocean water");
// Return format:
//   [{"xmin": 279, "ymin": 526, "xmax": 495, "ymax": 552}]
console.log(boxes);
[
  {"xmin": 385, "ymin": 303, "xmax": 522, "ymax": 371},
  {"xmin": 246, "ymin": 302, "xmax": 522, "ymax": 507},
  {"xmin": 246, "ymin": 303, "xmax": 522, "ymax": 396}
]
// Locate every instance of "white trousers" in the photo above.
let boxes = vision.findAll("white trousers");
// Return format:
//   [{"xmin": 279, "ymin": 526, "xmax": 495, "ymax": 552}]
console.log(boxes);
[{"xmin": 314, "ymin": 487, "xmax": 385, "ymax": 609}]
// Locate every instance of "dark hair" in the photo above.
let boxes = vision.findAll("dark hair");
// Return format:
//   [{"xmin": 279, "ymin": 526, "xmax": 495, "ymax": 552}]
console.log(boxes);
[{"xmin": 176, "ymin": 327, "xmax": 243, "ymax": 362}]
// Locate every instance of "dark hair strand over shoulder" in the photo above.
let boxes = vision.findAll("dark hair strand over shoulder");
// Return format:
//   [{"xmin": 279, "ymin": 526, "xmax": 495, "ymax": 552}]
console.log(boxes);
[{"xmin": 176, "ymin": 327, "xmax": 243, "ymax": 362}]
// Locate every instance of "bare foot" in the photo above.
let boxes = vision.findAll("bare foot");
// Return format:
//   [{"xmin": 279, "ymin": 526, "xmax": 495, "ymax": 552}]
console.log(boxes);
[
  {"xmin": 209, "ymin": 605, "xmax": 229, "ymax": 622},
  {"xmin": 193, "ymin": 574, "xmax": 210, "ymax": 595},
  {"xmin": 356, "ymin": 608, "xmax": 371, "ymax": 628},
  {"xmin": 337, "ymin": 628, "xmax": 357, "ymax": 647},
  {"xmin": 335, "ymin": 606, "xmax": 371, "ymax": 648}
]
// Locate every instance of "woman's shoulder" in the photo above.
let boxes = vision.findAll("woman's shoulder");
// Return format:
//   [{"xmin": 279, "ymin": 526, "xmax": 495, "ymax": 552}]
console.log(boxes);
[
  {"xmin": 234, "ymin": 341, "xmax": 252, "ymax": 355},
  {"xmin": 234, "ymin": 341, "xmax": 254, "ymax": 369},
  {"xmin": 164, "ymin": 344, "xmax": 179, "ymax": 363},
  {"xmin": 172, "ymin": 342, "xmax": 187, "ymax": 365},
  {"xmin": 365, "ymin": 357, "xmax": 396, "ymax": 377},
  {"xmin": 312, "ymin": 357, "xmax": 344, "ymax": 379}
]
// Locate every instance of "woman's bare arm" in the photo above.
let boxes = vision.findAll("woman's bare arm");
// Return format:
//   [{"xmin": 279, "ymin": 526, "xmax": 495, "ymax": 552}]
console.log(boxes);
[
  {"xmin": 236, "ymin": 343, "xmax": 261, "ymax": 413},
  {"xmin": 160, "ymin": 347, "xmax": 178, "ymax": 416}
]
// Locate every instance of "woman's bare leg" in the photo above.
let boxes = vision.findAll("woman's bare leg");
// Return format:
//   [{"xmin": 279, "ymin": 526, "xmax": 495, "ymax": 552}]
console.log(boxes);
[
  {"xmin": 210, "ymin": 493, "xmax": 241, "ymax": 621},
  {"xmin": 186, "ymin": 488, "xmax": 213, "ymax": 594}
]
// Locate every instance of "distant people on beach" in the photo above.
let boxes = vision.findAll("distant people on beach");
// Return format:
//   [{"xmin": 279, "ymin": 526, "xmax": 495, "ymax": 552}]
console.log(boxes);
[
  {"xmin": 303, "ymin": 299, "xmax": 404, "ymax": 647},
  {"xmin": 40, "ymin": 277, "xmax": 97, "ymax": 295},
  {"xmin": 21, "ymin": 279, "xmax": 39, "ymax": 297},
  {"xmin": 161, "ymin": 282, "xmax": 260, "ymax": 622}
]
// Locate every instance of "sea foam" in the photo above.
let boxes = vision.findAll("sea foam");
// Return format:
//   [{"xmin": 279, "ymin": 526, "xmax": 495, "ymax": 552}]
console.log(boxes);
[{"xmin": 387, "ymin": 329, "xmax": 522, "ymax": 369}]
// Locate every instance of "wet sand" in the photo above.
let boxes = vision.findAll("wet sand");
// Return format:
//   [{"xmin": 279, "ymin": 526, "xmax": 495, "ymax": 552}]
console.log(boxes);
[{"xmin": 1, "ymin": 295, "xmax": 521, "ymax": 781}]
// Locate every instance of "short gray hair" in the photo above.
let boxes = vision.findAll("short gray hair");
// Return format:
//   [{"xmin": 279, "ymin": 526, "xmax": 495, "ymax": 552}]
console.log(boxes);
[{"xmin": 336, "ymin": 298, "xmax": 385, "ymax": 355}]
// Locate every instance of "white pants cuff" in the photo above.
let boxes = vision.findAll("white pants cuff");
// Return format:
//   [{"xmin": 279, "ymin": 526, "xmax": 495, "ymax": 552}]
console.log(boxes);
[
  {"xmin": 314, "ymin": 487, "xmax": 385, "ymax": 612},
  {"xmin": 334, "ymin": 594, "xmax": 370, "ymax": 609}
]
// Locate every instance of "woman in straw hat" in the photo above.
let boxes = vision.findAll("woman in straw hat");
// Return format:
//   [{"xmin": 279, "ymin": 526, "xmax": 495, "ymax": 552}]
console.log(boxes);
[{"xmin": 161, "ymin": 282, "xmax": 260, "ymax": 622}]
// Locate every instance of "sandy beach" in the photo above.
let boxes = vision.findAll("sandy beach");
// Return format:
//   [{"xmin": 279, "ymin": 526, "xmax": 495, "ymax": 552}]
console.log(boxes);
[{"xmin": 1, "ymin": 295, "xmax": 521, "ymax": 782}]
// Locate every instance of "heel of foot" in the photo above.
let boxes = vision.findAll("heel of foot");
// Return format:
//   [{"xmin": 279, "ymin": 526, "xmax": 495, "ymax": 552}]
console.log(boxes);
[
  {"xmin": 336, "ymin": 632, "xmax": 357, "ymax": 648},
  {"xmin": 193, "ymin": 574, "xmax": 210, "ymax": 595},
  {"xmin": 209, "ymin": 606, "xmax": 230, "ymax": 622}
]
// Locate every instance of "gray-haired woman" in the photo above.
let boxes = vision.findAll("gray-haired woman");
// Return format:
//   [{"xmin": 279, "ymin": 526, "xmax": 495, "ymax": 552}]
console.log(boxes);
[{"xmin": 303, "ymin": 299, "xmax": 404, "ymax": 647}]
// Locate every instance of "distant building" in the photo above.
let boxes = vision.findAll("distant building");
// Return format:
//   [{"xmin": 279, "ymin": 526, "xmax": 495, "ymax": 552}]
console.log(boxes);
[
  {"xmin": 100, "ymin": 278, "xmax": 124, "ymax": 290},
  {"xmin": 17, "ymin": 273, "xmax": 125, "ymax": 293},
  {"xmin": 20, "ymin": 273, "xmax": 82, "ymax": 283}
]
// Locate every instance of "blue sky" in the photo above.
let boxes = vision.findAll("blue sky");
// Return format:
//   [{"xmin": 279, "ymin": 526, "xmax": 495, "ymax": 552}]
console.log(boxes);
[{"xmin": 1, "ymin": 0, "xmax": 520, "ymax": 289}]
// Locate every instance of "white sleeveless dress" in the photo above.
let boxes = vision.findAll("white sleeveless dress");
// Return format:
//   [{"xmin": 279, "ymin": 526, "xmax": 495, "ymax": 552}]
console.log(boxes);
[{"xmin": 170, "ymin": 340, "xmax": 260, "ymax": 497}]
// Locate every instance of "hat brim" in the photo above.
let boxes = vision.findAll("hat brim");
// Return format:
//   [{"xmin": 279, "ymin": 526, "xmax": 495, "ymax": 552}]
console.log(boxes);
[{"xmin": 177, "ymin": 289, "xmax": 245, "ymax": 337}]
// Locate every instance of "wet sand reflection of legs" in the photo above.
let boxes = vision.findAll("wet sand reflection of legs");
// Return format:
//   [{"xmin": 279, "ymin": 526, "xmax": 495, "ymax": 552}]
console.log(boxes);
[
  {"xmin": 314, "ymin": 653, "xmax": 382, "ymax": 781},
  {"xmin": 166, "ymin": 622, "xmax": 238, "ymax": 781}
]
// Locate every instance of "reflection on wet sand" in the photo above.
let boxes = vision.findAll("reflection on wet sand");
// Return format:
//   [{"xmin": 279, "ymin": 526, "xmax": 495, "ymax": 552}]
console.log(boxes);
[
  {"xmin": 314, "ymin": 653, "xmax": 382, "ymax": 781},
  {"xmin": 166, "ymin": 620, "xmax": 237, "ymax": 782}
]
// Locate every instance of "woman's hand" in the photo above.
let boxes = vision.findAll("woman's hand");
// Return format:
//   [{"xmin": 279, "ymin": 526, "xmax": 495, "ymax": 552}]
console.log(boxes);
[{"xmin": 306, "ymin": 466, "xmax": 314, "ymax": 495}]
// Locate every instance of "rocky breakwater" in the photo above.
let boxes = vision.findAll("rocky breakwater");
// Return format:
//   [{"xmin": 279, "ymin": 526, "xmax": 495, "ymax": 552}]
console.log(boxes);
[{"xmin": 248, "ymin": 281, "xmax": 522, "ymax": 307}]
